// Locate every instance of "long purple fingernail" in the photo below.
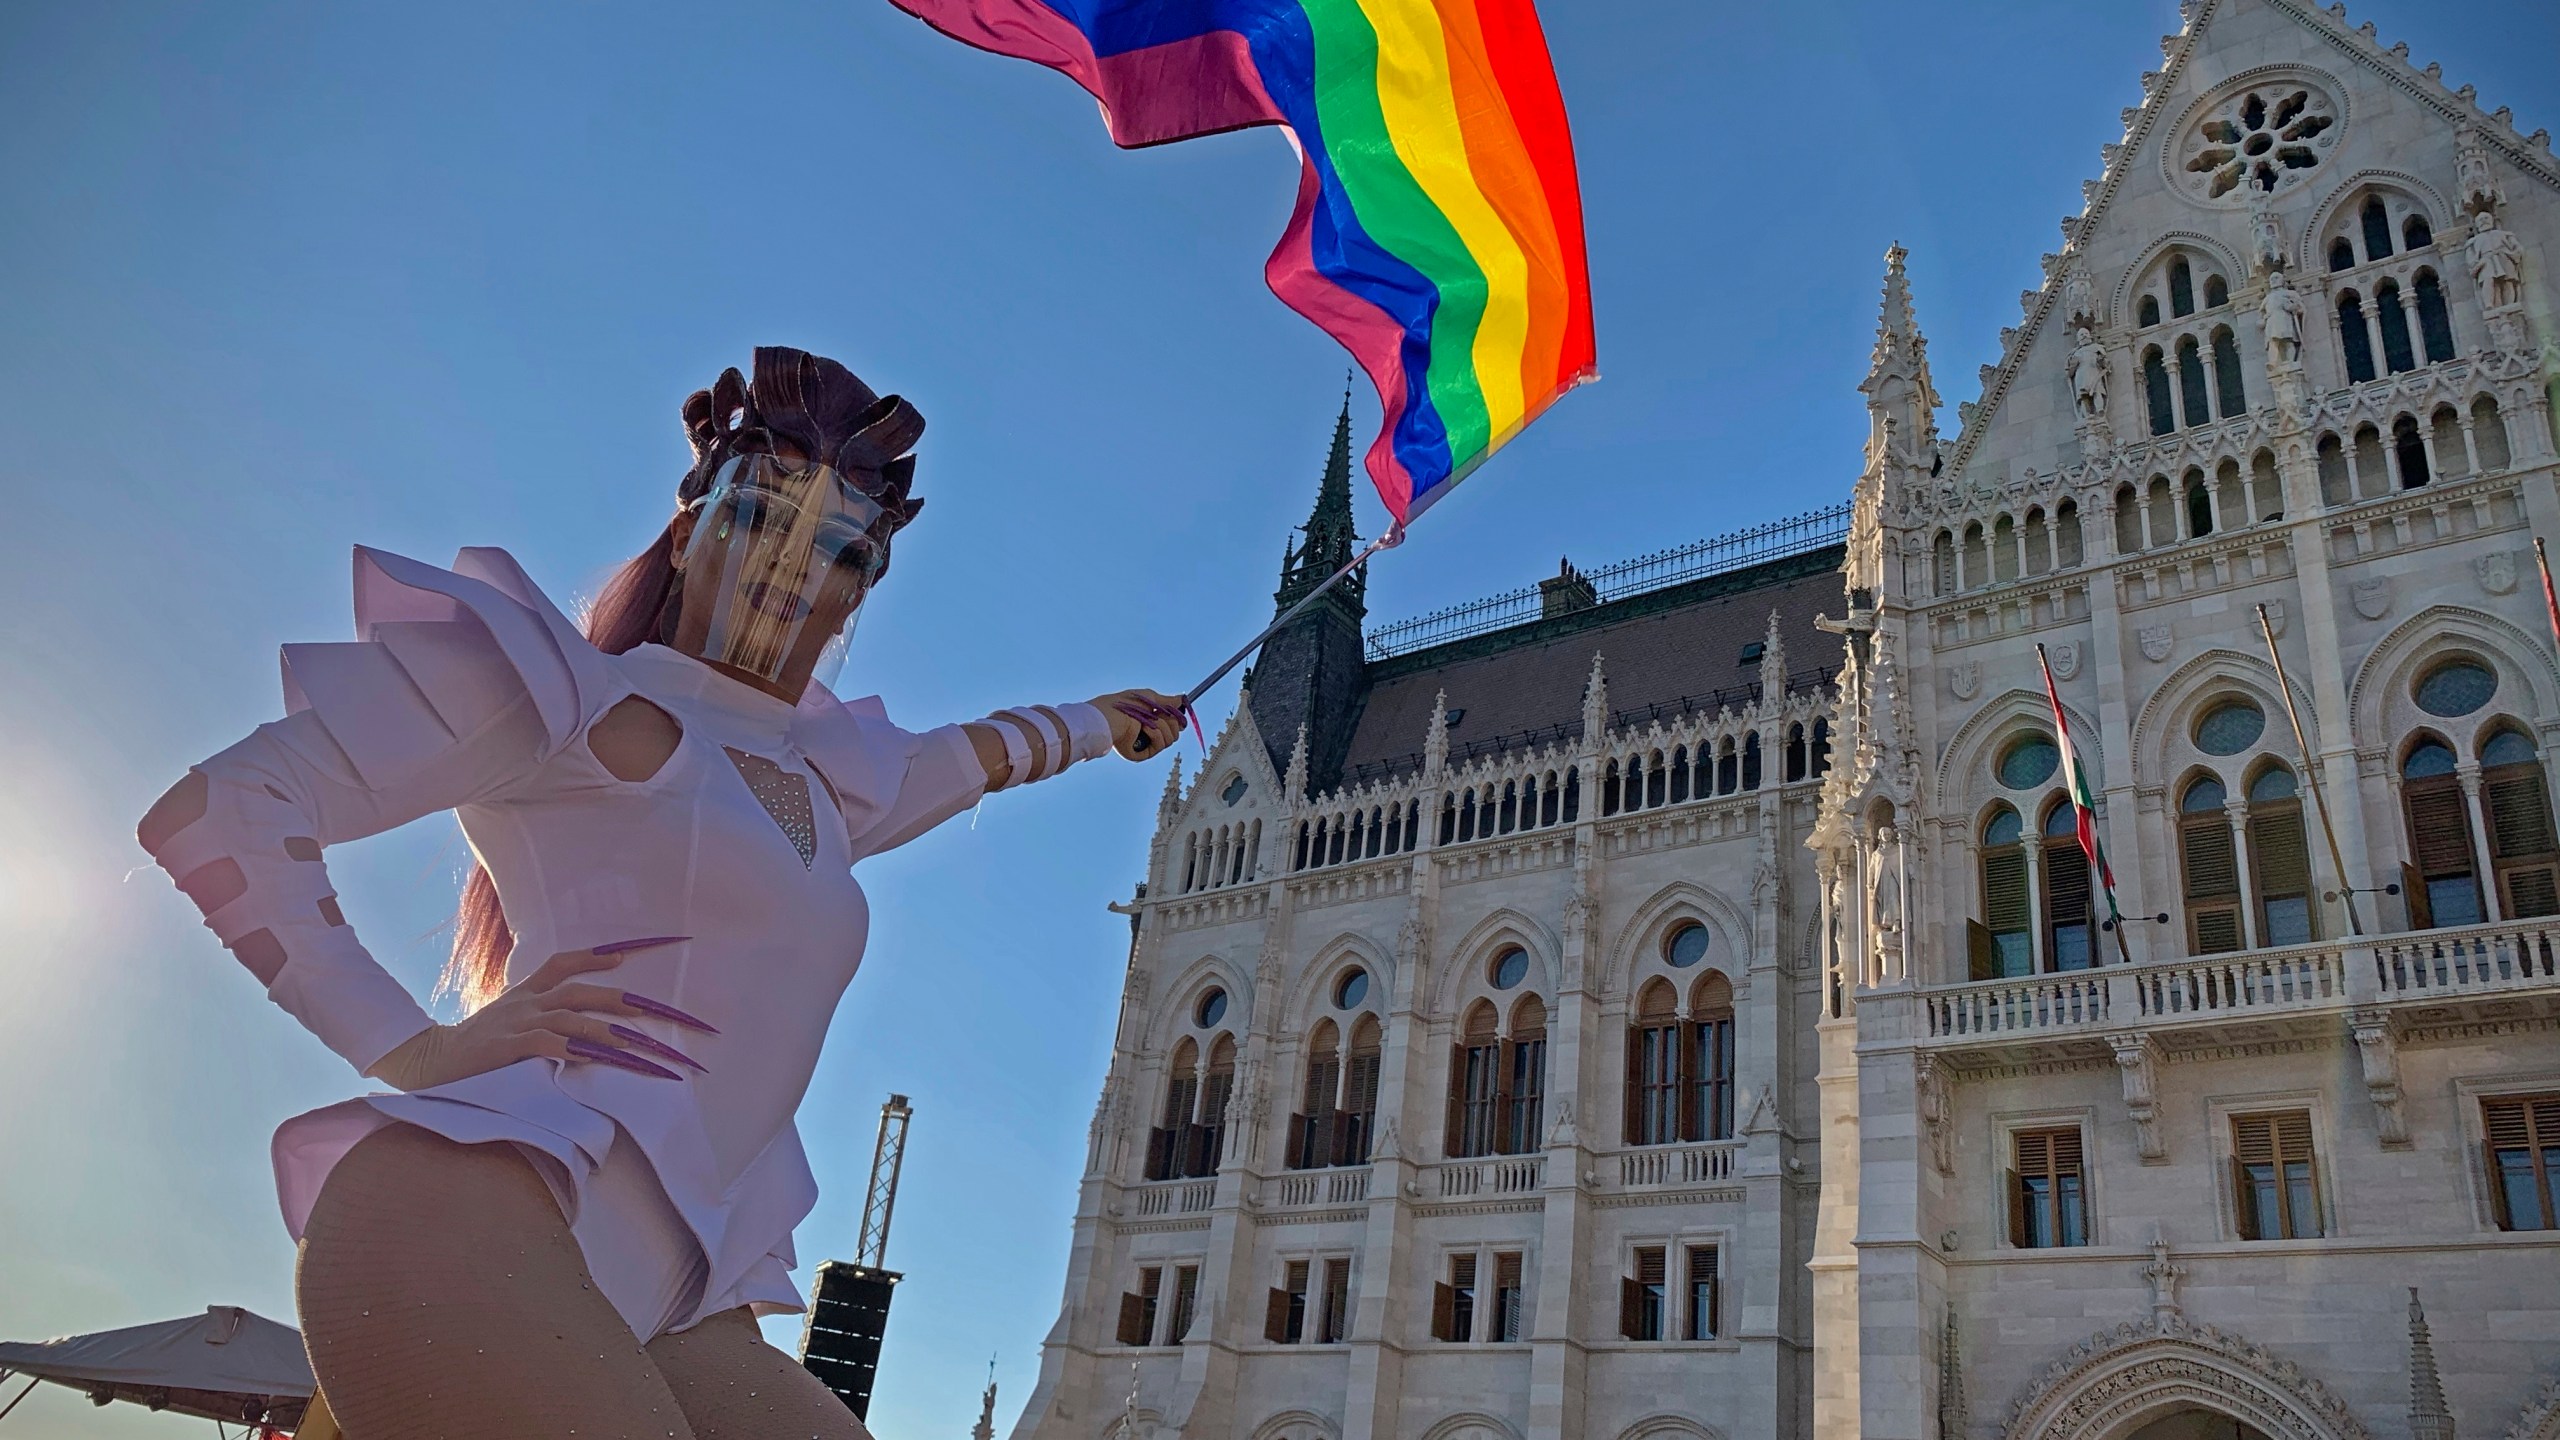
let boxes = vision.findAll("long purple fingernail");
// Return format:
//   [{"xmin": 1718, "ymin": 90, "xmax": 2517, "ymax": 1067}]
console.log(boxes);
[
  {"xmin": 623, "ymin": 993, "xmax": 721, "ymax": 1034},
  {"xmin": 610, "ymin": 1024, "xmax": 707, "ymax": 1073},
  {"xmin": 594, "ymin": 935, "xmax": 690, "ymax": 956},
  {"xmin": 566, "ymin": 1037, "xmax": 682, "ymax": 1080}
]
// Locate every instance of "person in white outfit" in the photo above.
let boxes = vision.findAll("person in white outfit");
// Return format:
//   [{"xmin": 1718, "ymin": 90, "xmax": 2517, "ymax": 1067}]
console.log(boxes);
[{"xmin": 138, "ymin": 347, "xmax": 1185, "ymax": 1438}]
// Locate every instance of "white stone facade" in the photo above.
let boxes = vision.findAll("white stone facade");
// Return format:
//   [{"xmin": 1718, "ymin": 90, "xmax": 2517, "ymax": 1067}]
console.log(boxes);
[{"xmin": 1011, "ymin": 4, "xmax": 2560, "ymax": 1440}]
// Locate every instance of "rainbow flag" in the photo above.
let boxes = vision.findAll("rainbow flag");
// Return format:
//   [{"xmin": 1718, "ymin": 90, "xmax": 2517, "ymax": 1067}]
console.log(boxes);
[{"xmin": 883, "ymin": 0, "xmax": 1597, "ymax": 525}]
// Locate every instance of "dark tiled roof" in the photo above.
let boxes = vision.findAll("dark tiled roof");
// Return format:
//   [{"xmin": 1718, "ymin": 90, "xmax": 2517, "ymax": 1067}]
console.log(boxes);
[{"xmin": 1335, "ymin": 546, "xmax": 1848, "ymax": 786}]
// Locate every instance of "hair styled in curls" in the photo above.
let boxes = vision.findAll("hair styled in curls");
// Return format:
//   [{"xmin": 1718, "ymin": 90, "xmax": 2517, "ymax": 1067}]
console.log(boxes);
[{"xmin": 440, "ymin": 347, "xmax": 927, "ymax": 1010}]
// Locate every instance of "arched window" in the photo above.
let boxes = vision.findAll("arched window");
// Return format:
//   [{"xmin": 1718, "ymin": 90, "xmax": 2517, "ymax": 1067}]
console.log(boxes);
[
  {"xmin": 2402, "ymin": 738, "xmax": 2483, "ymax": 929},
  {"xmin": 2328, "ymin": 237, "xmax": 2356, "ymax": 272},
  {"xmin": 1716, "ymin": 738, "xmax": 1738, "ymax": 796},
  {"xmin": 2354, "ymin": 424, "xmax": 2390, "ymax": 499},
  {"xmin": 2042, "ymin": 803, "xmax": 2094, "ymax": 972},
  {"xmin": 1562, "ymin": 766, "xmax": 1581, "ymax": 823},
  {"xmin": 2317, "ymin": 433, "xmax": 2350, "ymax": 507},
  {"xmin": 1151, "ymin": 1037, "xmax": 1201, "ymax": 1180},
  {"xmin": 2404, "ymin": 213, "xmax": 2435, "ymax": 249},
  {"xmin": 2415, "ymin": 271, "xmax": 2455, "ymax": 363},
  {"xmin": 2475, "ymin": 397, "xmax": 2513, "ymax": 472},
  {"xmin": 2139, "ymin": 294, "xmax": 2162, "ymax": 327},
  {"xmin": 2143, "ymin": 347, "xmax": 2175, "ymax": 436},
  {"xmin": 2482, "ymin": 729, "xmax": 2560, "ymax": 919},
  {"xmin": 1600, "ymin": 763, "xmax": 1619, "ymax": 818},
  {"xmin": 1438, "ymin": 793, "xmax": 1458, "ymax": 846},
  {"xmin": 1810, "ymin": 718, "xmax": 1832, "ymax": 778},
  {"xmin": 1970, "ymin": 807, "xmax": 2031, "ymax": 979},
  {"xmin": 2205, "ymin": 272, "xmax": 2230, "ymax": 308},
  {"xmin": 2185, "ymin": 470, "xmax": 2214, "ymax": 538},
  {"xmin": 2055, "ymin": 498, "xmax": 2084, "ymax": 567},
  {"xmin": 2361, "ymin": 196, "xmax": 2394, "ymax": 263},
  {"xmin": 1183, "ymin": 832, "xmax": 1200, "ymax": 891},
  {"xmin": 1994, "ymin": 513, "xmax": 2020, "ymax": 583},
  {"xmin": 1291, "ymin": 1020, "xmax": 1341, "ymax": 1170},
  {"xmin": 2215, "ymin": 459, "xmax": 2246, "ymax": 531},
  {"xmin": 1933, "ymin": 530, "xmax": 1957, "ymax": 594},
  {"xmin": 2376, "ymin": 279, "xmax": 2415, "ymax": 374},
  {"xmin": 1625, "ymin": 979, "xmax": 1681, "ymax": 1146},
  {"xmin": 1505, "ymin": 996, "xmax": 1548, "ymax": 1155},
  {"xmin": 2252, "ymin": 449, "xmax": 2284, "ymax": 523},
  {"xmin": 1741, "ymin": 733, "xmax": 1762, "ymax": 790},
  {"xmin": 1962, "ymin": 521, "xmax": 1988, "ymax": 588},
  {"xmin": 2180, "ymin": 776, "xmax": 2243, "ymax": 954},
  {"xmin": 1785, "ymin": 724, "xmax": 1808, "ymax": 783},
  {"xmin": 2023, "ymin": 508, "xmax": 2051, "ymax": 575},
  {"xmin": 2176, "ymin": 337, "xmax": 2211, "ymax": 428},
  {"xmin": 2246, "ymin": 765, "xmax": 2316, "ymax": 946},
  {"xmin": 2392, "ymin": 414, "xmax": 2430, "ymax": 488},
  {"xmin": 1645, "ymin": 750, "xmax": 1667, "ymax": 808},
  {"xmin": 1192, "ymin": 1034, "xmax": 1236, "ymax": 1177},
  {"xmin": 2432, "ymin": 406, "xmax": 2468, "ymax": 481},
  {"xmin": 2148, "ymin": 476, "xmax": 2177, "ymax": 548},
  {"xmin": 1340, "ymin": 1016, "xmax": 1382, "ymax": 1164},
  {"xmin": 1686, "ymin": 972, "xmax": 1736, "ymax": 1141},
  {"xmin": 1450, "ymin": 1001, "xmax": 1501, "ymax": 1158},
  {"xmin": 2114, "ymin": 484, "xmax": 2143, "ymax": 554},
  {"xmin": 2170, "ymin": 258, "xmax": 2196, "ymax": 317},
  {"xmin": 2338, "ymin": 292, "xmax": 2377, "ymax": 383},
  {"xmin": 2212, "ymin": 327, "xmax": 2247, "ymax": 417}
]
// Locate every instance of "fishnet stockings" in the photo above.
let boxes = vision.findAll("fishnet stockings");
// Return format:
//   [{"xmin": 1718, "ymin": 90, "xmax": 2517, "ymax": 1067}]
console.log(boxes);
[{"xmin": 298, "ymin": 1126, "xmax": 867, "ymax": 1439}]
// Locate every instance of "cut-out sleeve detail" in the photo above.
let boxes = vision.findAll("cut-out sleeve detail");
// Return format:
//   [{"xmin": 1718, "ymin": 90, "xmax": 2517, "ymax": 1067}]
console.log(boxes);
[{"xmin": 837, "ymin": 721, "xmax": 991, "ymax": 861}]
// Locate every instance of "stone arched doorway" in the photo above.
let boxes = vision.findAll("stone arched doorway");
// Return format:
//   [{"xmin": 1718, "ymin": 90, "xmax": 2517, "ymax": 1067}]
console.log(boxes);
[{"xmin": 2003, "ymin": 1321, "xmax": 2369, "ymax": 1440}]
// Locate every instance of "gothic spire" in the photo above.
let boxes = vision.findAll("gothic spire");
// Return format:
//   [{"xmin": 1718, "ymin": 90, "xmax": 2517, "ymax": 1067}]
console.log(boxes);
[
  {"xmin": 1862, "ymin": 243, "xmax": 1941, "ymax": 456},
  {"xmin": 2408, "ymin": 1289, "xmax": 2455, "ymax": 1440},
  {"xmin": 1275, "ymin": 390, "xmax": 1367, "ymax": 618}
]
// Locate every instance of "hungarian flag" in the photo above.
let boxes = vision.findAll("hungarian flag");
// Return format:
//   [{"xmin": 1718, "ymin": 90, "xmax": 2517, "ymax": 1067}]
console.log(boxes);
[{"xmin": 2038, "ymin": 642, "xmax": 2124, "ymax": 935}]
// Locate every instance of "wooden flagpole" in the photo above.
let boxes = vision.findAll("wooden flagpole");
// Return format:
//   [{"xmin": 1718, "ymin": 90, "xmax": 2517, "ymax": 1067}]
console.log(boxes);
[{"xmin": 2254, "ymin": 603, "xmax": 2363, "ymax": 937}]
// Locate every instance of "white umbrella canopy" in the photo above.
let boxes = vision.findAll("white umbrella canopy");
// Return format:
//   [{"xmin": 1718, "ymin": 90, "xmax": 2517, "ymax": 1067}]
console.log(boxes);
[{"xmin": 0, "ymin": 1305, "xmax": 312, "ymax": 1429}]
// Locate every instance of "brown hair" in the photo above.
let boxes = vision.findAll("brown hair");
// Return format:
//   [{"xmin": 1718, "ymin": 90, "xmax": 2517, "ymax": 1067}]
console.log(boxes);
[{"xmin": 439, "ymin": 347, "xmax": 926, "ymax": 1010}]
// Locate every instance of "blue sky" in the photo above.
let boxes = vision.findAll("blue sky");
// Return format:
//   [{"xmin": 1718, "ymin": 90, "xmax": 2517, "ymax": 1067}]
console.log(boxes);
[{"xmin": 0, "ymin": 1, "xmax": 2551, "ymax": 1435}]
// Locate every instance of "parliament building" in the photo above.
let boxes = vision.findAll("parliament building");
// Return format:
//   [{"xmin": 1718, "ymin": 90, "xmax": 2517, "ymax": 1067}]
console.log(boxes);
[{"xmin": 1009, "ymin": 3, "xmax": 2560, "ymax": 1438}]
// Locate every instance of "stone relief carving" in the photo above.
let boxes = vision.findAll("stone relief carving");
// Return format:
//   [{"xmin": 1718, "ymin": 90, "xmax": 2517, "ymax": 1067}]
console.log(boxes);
[
  {"xmin": 2349, "ymin": 1009, "xmax": 2410, "ymax": 1148},
  {"xmin": 2504, "ymin": 1373, "xmax": 2560, "ymax": 1440},
  {"xmin": 2139, "ymin": 626, "xmax": 2175, "ymax": 663},
  {"xmin": 2003, "ymin": 1316, "xmax": 2375, "ymax": 1440},
  {"xmin": 2065, "ymin": 267, "xmax": 2095, "ymax": 328},
  {"xmin": 2248, "ymin": 190, "xmax": 2288, "ymax": 274},
  {"xmin": 2352, "ymin": 578, "xmax": 2393, "ymax": 621},
  {"xmin": 2261, "ymin": 601, "xmax": 2288, "ymax": 639},
  {"xmin": 2457, "ymin": 124, "xmax": 2503, "ymax": 215},
  {"xmin": 2477, "ymin": 550, "xmax": 2521, "ymax": 597},
  {"xmin": 2049, "ymin": 641, "xmax": 2082, "ymax": 681},
  {"xmin": 2110, "ymin": 1033, "xmax": 2166, "ymax": 1162},
  {"xmin": 1950, "ymin": 660, "xmax": 1983, "ymax": 701},
  {"xmin": 1915, "ymin": 1057, "xmax": 1952, "ymax": 1175}
]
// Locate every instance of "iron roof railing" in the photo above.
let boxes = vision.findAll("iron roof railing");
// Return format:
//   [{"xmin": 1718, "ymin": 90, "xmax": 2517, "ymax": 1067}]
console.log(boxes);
[{"xmin": 1363, "ymin": 502, "xmax": 1852, "ymax": 661}]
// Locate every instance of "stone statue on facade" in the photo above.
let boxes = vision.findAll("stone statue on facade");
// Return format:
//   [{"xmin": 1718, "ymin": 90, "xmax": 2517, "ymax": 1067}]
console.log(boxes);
[
  {"xmin": 2247, "ymin": 189, "xmax": 2287, "ymax": 274},
  {"xmin": 1869, "ymin": 824, "xmax": 1905, "ymax": 976},
  {"xmin": 2260, "ymin": 274, "xmax": 2305, "ymax": 370},
  {"xmin": 2066, "ymin": 327, "xmax": 2109, "ymax": 425},
  {"xmin": 2470, "ymin": 209, "xmax": 2527, "ymax": 312}
]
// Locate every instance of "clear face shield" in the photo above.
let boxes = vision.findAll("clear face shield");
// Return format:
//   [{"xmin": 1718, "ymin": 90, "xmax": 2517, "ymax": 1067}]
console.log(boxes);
[{"xmin": 673, "ymin": 452, "xmax": 891, "ymax": 695}]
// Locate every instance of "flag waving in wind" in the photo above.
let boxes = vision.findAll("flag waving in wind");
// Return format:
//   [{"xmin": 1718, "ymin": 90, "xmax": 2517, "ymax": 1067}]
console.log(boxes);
[
  {"xmin": 2037, "ymin": 642, "xmax": 2127, "ymax": 956},
  {"xmin": 882, "ymin": 0, "xmax": 1597, "ymax": 527}
]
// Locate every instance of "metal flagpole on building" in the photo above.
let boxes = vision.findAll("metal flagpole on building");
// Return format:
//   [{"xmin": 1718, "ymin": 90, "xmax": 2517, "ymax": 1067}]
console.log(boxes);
[{"xmin": 2254, "ymin": 604, "xmax": 2364, "ymax": 937}]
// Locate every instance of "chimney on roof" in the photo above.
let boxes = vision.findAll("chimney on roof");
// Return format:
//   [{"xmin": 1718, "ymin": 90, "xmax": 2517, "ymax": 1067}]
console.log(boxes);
[{"xmin": 1539, "ymin": 558, "xmax": 1597, "ymax": 618}]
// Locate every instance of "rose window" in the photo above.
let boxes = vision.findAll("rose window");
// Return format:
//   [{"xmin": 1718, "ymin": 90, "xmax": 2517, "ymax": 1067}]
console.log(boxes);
[{"xmin": 2175, "ymin": 78, "xmax": 2340, "ymax": 203}]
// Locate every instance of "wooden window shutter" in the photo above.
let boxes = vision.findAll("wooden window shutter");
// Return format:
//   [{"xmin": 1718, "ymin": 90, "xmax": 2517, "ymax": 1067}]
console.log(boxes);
[
  {"xmin": 1265, "ymin": 1287, "xmax": 1290, "ymax": 1344},
  {"xmin": 2508, "ymin": 865, "xmax": 2560, "ymax": 920},
  {"xmin": 1619, "ymin": 1276, "xmax": 1642, "ymax": 1340},
  {"xmin": 1493, "ymin": 1040, "xmax": 1516, "ymax": 1156},
  {"xmin": 2233, "ymin": 1113, "xmax": 2273, "ymax": 1240},
  {"xmin": 2182, "ymin": 818, "xmax": 2240, "ymax": 898},
  {"xmin": 2408, "ymin": 783, "xmax": 2476, "ymax": 874},
  {"xmin": 1285, "ymin": 1113, "xmax": 1307, "ymax": 1170},
  {"xmin": 1495, "ymin": 1251, "xmax": 1523, "ymax": 1288},
  {"xmin": 1432, "ymin": 1281, "xmax": 1456, "ymax": 1342},
  {"xmin": 1449, "ymin": 1044, "xmax": 1469, "ymax": 1158},
  {"xmin": 1967, "ymin": 919, "xmax": 1998, "ymax": 981},
  {"xmin": 2403, "ymin": 862, "xmax": 2434, "ymax": 928},
  {"xmin": 2487, "ymin": 769, "xmax": 2558, "ymax": 859},
  {"xmin": 1983, "ymin": 849, "xmax": 2030, "ymax": 930},
  {"xmin": 2250, "ymin": 811, "xmax": 2313, "ymax": 897},
  {"xmin": 2485, "ymin": 1097, "xmax": 2529, "ymax": 1230},
  {"xmin": 2010, "ymin": 1129, "xmax": 2047, "ymax": 1247},
  {"xmin": 2231, "ymin": 1150, "xmax": 2259, "ymax": 1239},
  {"xmin": 2053, "ymin": 1126, "xmax": 2085, "ymax": 1178},
  {"xmin": 1118, "ymin": 1291, "xmax": 1148, "ymax": 1346},
  {"xmin": 2046, "ymin": 847, "xmax": 2092, "ymax": 923},
  {"xmin": 2005, "ymin": 1165, "xmax": 2027, "ymax": 1247},
  {"xmin": 1676, "ymin": 1020, "xmax": 1702, "ymax": 1142},
  {"xmin": 2191, "ymin": 905, "xmax": 2244, "ymax": 956},
  {"xmin": 1686, "ymin": 1246, "xmax": 1719, "ymax": 1339},
  {"xmin": 1623, "ymin": 1029, "xmax": 1643, "ymax": 1145}
]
